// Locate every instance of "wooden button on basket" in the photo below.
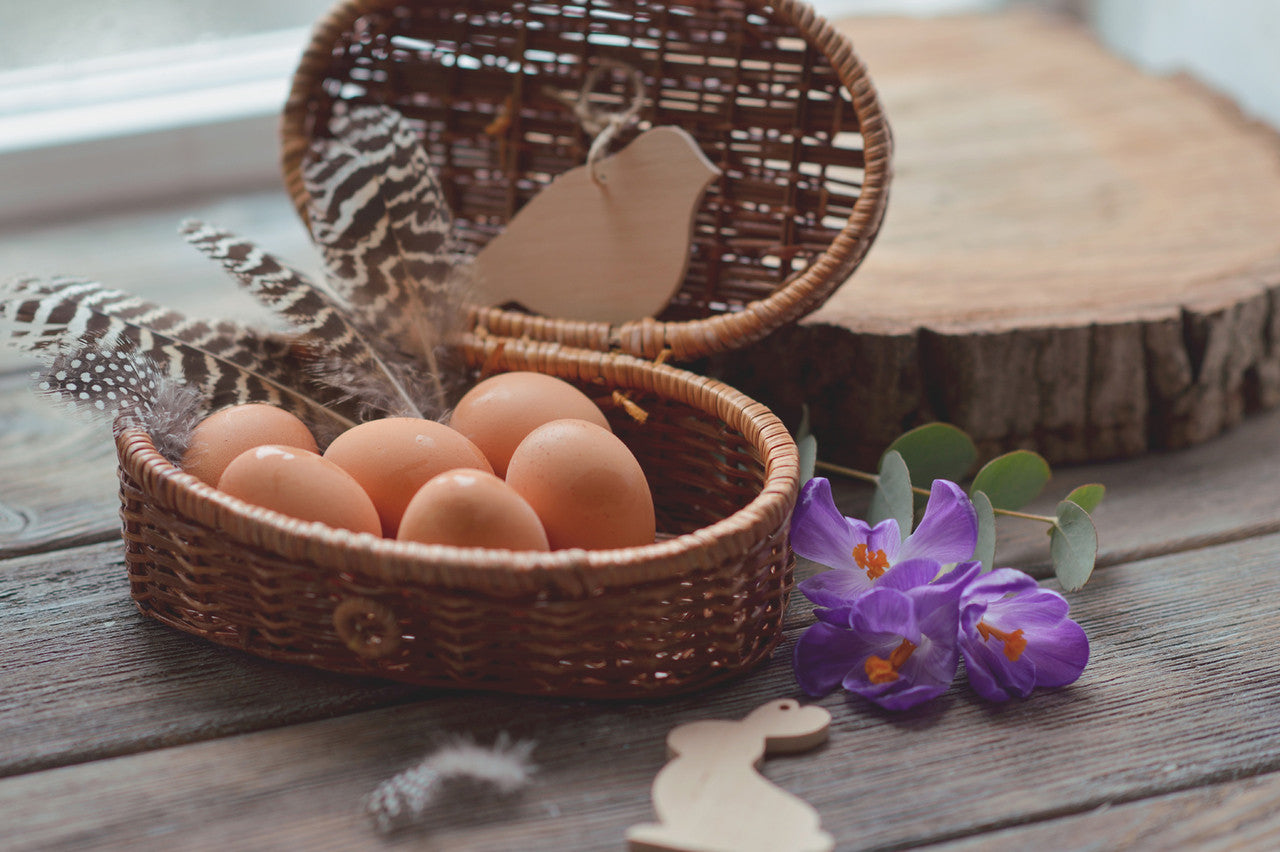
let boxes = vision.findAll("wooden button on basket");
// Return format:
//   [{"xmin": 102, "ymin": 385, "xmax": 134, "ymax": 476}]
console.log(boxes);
[{"xmin": 116, "ymin": 0, "xmax": 891, "ymax": 698}]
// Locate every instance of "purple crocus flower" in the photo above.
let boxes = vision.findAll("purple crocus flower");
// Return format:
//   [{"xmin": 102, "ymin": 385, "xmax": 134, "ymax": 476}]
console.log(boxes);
[
  {"xmin": 794, "ymin": 560, "xmax": 981, "ymax": 710},
  {"xmin": 793, "ymin": 476, "xmax": 978, "ymax": 607},
  {"xmin": 958, "ymin": 568, "xmax": 1090, "ymax": 702}
]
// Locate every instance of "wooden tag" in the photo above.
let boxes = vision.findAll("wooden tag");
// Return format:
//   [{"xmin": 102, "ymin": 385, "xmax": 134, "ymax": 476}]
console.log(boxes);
[
  {"xmin": 626, "ymin": 699, "xmax": 834, "ymax": 852},
  {"xmin": 473, "ymin": 126, "xmax": 719, "ymax": 324}
]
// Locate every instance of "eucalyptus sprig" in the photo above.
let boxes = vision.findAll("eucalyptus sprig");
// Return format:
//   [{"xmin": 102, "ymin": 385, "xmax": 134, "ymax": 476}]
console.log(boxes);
[{"xmin": 801, "ymin": 421, "xmax": 1102, "ymax": 591}]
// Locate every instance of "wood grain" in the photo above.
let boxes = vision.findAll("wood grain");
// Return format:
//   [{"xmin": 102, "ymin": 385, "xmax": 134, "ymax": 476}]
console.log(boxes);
[
  {"xmin": 7, "ymin": 531, "xmax": 1280, "ymax": 850},
  {"xmin": 918, "ymin": 772, "xmax": 1280, "ymax": 851},
  {"xmin": 709, "ymin": 11, "xmax": 1280, "ymax": 467},
  {"xmin": 0, "ymin": 541, "xmax": 420, "ymax": 778},
  {"xmin": 0, "ymin": 372, "xmax": 122, "ymax": 557}
]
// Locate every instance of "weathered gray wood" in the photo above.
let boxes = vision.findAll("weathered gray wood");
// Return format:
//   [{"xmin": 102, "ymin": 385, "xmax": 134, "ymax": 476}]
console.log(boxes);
[
  {"xmin": 919, "ymin": 772, "xmax": 1280, "ymax": 851},
  {"xmin": 0, "ymin": 372, "xmax": 122, "ymax": 557},
  {"xmin": 709, "ymin": 11, "xmax": 1280, "ymax": 468},
  {"xmin": 0, "ymin": 541, "xmax": 420, "ymax": 778},
  {"xmin": 6, "ymin": 530, "xmax": 1280, "ymax": 850}
]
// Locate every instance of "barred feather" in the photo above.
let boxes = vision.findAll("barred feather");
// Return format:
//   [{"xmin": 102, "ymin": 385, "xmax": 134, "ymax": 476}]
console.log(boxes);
[
  {"xmin": 180, "ymin": 220, "xmax": 434, "ymax": 419},
  {"xmin": 0, "ymin": 276, "xmax": 356, "ymax": 437},
  {"xmin": 303, "ymin": 105, "xmax": 473, "ymax": 412},
  {"xmin": 34, "ymin": 345, "xmax": 206, "ymax": 462}
]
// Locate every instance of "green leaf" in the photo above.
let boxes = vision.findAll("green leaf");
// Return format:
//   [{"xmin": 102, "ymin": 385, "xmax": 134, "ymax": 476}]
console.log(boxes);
[
  {"xmin": 969, "ymin": 450, "xmax": 1052, "ymax": 511},
  {"xmin": 885, "ymin": 423, "xmax": 978, "ymax": 489},
  {"xmin": 1050, "ymin": 500, "xmax": 1098, "ymax": 591},
  {"xmin": 1064, "ymin": 483, "xmax": 1106, "ymax": 514},
  {"xmin": 797, "ymin": 435, "xmax": 817, "ymax": 486},
  {"xmin": 869, "ymin": 450, "xmax": 914, "ymax": 534},
  {"xmin": 972, "ymin": 490, "xmax": 997, "ymax": 572}
]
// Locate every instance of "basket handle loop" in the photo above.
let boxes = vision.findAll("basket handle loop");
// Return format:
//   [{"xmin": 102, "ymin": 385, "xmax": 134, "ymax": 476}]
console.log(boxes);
[{"xmin": 545, "ymin": 59, "xmax": 646, "ymax": 184}]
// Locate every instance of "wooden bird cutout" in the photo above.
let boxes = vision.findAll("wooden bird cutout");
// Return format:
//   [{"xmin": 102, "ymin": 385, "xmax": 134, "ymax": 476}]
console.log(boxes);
[
  {"xmin": 473, "ymin": 126, "xmax": 720, "ymax": 324},
  {"xmin": 627, "ymin": 699, "xmax": 834, "ymax": 852}
]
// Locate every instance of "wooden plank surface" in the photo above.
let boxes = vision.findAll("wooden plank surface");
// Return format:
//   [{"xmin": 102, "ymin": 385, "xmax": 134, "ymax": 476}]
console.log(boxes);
[
  {"xmin": 3, "ymin": 11, "xmax": 1280, "ymax": 851},
  {"xmin": 0, "ymin": 373, "xmax": 122, "ymax": 557},
  {"xmin": 920, "ymin": 771, "xmax": 1280, "ymax": 851},
  {"xmin": 0, "ymin": 542, "xmax": 420, "ymax": 778},
  {"xmin": 6, "ymin": 531, "xmax": 1280, "ymax": 850}
]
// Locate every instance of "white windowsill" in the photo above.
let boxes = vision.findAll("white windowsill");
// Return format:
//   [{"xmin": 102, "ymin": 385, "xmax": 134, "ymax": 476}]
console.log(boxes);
[{"xmin": 0, "ymin": 29, "xmax": 311, "ymax": 229}]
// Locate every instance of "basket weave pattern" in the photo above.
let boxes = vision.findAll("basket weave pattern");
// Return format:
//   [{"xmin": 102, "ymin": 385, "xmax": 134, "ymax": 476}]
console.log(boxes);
[
  {"xmin": 118, "ymin": 0, "xmax": 888, "ymax": 698},
  {"xmin": 282, "ymin": 0, "xmax": 891, "ymax": 359},
  {"xmin": 120, "ymin": 339, "xmax": 798, "ymax": 697}
]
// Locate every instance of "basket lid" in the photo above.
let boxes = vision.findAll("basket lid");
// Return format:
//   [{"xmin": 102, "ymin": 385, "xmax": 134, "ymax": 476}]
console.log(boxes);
[{"xmin": 282, "ymin": 0, "xmax": 891, "ymax": 361}]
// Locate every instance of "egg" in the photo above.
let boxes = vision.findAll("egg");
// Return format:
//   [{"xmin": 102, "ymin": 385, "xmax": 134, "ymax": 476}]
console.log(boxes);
[
  {"xmin": 505, "ymin": 418, "xmax": 655, "ymax": 550},
  {"xmin": 322, "ymin": 417, "xmax": 493, "ymax": 537},
  {"xmin": 397, "ymin": 469, "xmax": 550, "ymax": 551},
  {"xmin": 217, "ymin": 444, "xmax": 381, "ymax": 535},
  {"xmin": 181, "ymin": 404, "xmax": 318, "ymax": 486},
  {"xmin": 448, "ymin": 371, "xmax": 611, "ymax": 477}
]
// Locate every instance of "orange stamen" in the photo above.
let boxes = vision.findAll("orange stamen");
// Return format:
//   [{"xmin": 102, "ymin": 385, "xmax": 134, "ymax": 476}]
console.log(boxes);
[
  {"xmin": 864, "ymin": 638, "xmax": 917, "ymax": 684},
  {"xmin": 853, "ymin": 543, "xmax": 891, "ymax": 580},
  {"xmin": 977, "ymin": 621, "xmax": 1028, "ymax": 662}
]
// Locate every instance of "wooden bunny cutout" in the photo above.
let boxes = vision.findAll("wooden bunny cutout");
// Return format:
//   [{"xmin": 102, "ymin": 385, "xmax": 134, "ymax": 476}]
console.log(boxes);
[{"xmin": 627, "ymin": 699, "xmax": 834, "ymax": 852}]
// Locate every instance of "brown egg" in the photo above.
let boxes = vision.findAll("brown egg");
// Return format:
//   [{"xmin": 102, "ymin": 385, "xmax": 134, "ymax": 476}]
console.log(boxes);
[
  {"xmin": 397, "ymin": 469, "xmax": 550, "ymax": 551},
  {"xmin": 181, "ymin": 404, "xmax": 318, "ymax": 486},
  {"xmin": 323, "ymin": 417, "xmax": 493, "ymax": 537},
  {"xmin": 448, "ymin": 371, "xmax": 611, "ymax": 477},
  {"xmin": 217, "ymin": 444, "xmax": 381, "ymax": 536},
  {"xmin": 505, "ymin": 418, "xmax": 655, "ymax": 550}
]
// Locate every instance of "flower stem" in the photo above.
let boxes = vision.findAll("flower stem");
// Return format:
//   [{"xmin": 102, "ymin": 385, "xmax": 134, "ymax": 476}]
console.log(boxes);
[
  {"xmin": 814, "ymin": 460, "xmax": 878, "ymax": 485},
  {"xmin": 814, "ymin": 460, "xmax": 1057, "ymax": 525}
]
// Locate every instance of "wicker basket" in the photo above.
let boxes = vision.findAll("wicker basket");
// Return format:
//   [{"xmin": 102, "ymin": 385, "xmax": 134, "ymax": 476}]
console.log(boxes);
[{"xmin": 118, "ymin": 0, "xmax": 890, "ymax": 698}]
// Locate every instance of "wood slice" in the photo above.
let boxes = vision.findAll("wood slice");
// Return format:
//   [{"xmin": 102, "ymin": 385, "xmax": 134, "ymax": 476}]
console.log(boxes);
[{"xmin": 708, "ymin": 11, "xmax": 1280, "ymax": 467}]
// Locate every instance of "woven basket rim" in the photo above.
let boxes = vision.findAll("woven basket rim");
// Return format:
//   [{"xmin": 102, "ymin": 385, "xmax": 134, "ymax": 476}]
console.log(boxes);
[
  {"xmin": 118, "ymin": 347, "xmax": 799, "ymax": 594},
  {"xmin": 279, "ymin": 0, "xmax": 892, "ymax": 361}
]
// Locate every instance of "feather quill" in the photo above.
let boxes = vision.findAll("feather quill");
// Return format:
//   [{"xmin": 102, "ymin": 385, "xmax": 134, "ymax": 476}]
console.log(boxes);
[
  {"xmin": 0, "ymin": 276, "xmax": 356, "ymax": 439},
  {"xmin": 303, "ymin": 105, "xmax": 474, "ymax": 415},
  {"xmin": 179, "ymin": 220, "xmax": 433, "ymax": 420}
]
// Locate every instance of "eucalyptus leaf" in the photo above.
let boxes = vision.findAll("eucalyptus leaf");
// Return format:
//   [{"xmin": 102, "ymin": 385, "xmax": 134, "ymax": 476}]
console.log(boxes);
[
  {"xmin": 969, "ymin": 450, "xmax": 1051, "ymax": 511},
  {"xmin": 797, "ymin": 435, "xmax": 817, "ymax": 486},
  {"xmin": 972, "ymin": 490, "xmax": 996, "ymax": 572},
  {"xmin": 885, "ymin": 422, "xmax": 978, "ymax": 489},
  {"xmin": 1050, "ymin": 500, "xmax": 1098, "ymax": 591},
  {"xmin": 1064, "ymin": 482, "xmax": 1106, "ymax": 513},
  {"xmin": 868, "ymin": 449, "xmax": 914, "ymax": 534}
]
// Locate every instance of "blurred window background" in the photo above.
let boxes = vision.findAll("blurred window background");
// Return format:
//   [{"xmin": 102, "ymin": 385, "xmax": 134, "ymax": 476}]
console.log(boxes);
[{"xmin": 0, "ymin": 0, "xmax": 1275, "ymax": 223}]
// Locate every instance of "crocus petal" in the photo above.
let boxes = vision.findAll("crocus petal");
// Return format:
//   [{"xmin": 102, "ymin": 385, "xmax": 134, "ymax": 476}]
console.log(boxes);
[
  {"xmin": 877, "ymin": 558, "xmax": 944, "ymax": 592},
  {"xmin": 799, "ymin": 569, "xmax": 872, "ymax": 608},
  {"xmin": 992, "ymin": 588, "xmax": 1072, "ymax": 627},
  {"xmin": 961, "ymin": 637, "xmax": 1036, "ymax": 701},
  {"xmin": 1021, "ymin": 617, "xmax": 1090, "ymax": 689},
  {"xmin": 850, "ymin": 588, "xmax": 920, "ymax": 644},
  {"xmin": 929, "ymin": 560, "xmax": 983, "ymax": 596},
  {"xmin": 813, "ymin": 604, "xmax": 855, "ymax": 628},
  {"xmin": 844, "ymin": 672, "xmax": 950, "ymax": 711},
  {"xmin": 963, "ymin": 568, "xmax": 1039, "ymax": 602},
  {"xmin": 899, "ymin": 479, "xmax": 978, "ymax": 565},
  {"xmin": 866, "ymin": 519, "xmax": 903, "ymax": 563},
  {"xmin": 790, "ymin": 477, "xmax": 864, "ymax": 569},
  {"xmin": 899, "ymin": 636, "xmax": 960, "ymax": 692},
  {"xmin": 794, "ymin": 622, "xmax": 869, "ymax": 697}
]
